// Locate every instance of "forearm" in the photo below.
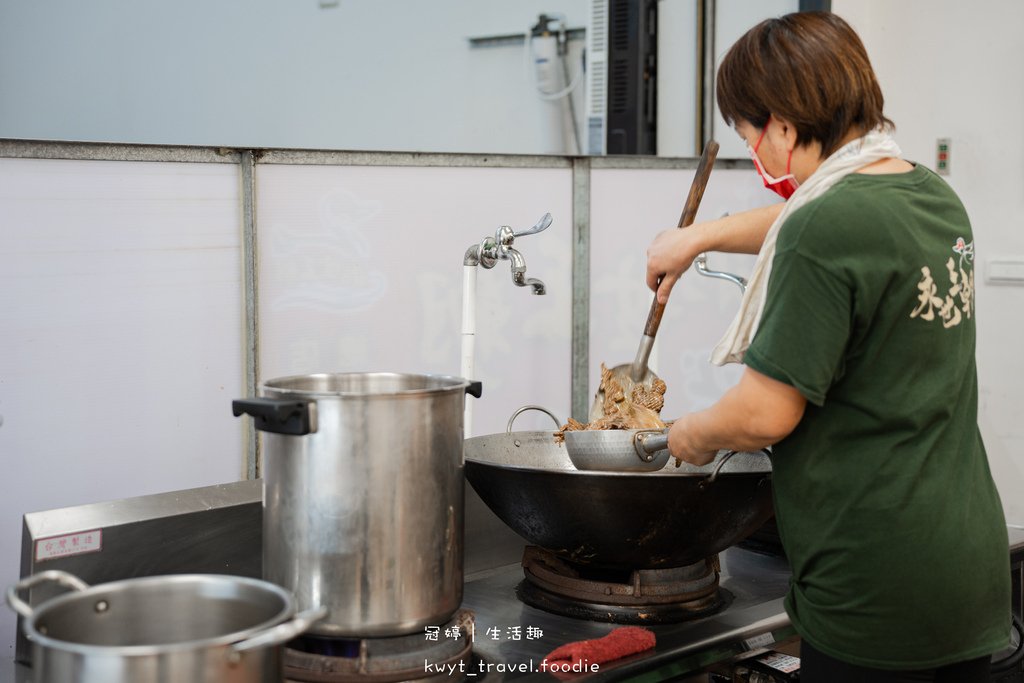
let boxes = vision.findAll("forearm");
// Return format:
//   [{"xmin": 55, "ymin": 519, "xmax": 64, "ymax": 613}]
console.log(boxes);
[
  {"xmin": 669, "ymin": 367, "xmax": 806, "ymax": 465},
  {"xmin": 682, "ymin": 384, "xmax": 786, "ymax": 453},
  {"xmin": 647, "ymin": 203, "xmax": 783, "ymax": 302},
  {"xmin": 689, "ymin": 203, "xmax": 783, "ymax": 255}
]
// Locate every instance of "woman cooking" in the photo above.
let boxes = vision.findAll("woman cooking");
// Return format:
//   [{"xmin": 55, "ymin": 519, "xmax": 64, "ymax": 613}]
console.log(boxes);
[{"xmin": 646, "ymin": 11, "xmax": 1010, "ymax": 682}]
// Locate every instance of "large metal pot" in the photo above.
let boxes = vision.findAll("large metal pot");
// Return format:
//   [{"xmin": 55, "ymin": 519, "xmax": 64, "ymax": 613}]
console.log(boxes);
[
  {"xmin": 233, "ymin": 372, "xmax": 482, "ymax": 637},
  {"xmin": 464, "ymin": 430, "xmax": 773, "ymax": 570},
  {"xmin": 6, "ymin": 570, "xmax": 325, "ymax": 683}
]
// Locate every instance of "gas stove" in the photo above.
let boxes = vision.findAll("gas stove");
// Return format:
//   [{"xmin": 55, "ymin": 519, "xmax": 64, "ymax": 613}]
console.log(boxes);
[
  {"xmin": 461, "ymin": 544, "xmax": 793, "ymax": 681},
  {"xmin": 275, "ymin": 547, "xmax": 792, "ymax": 683},
  {"xmin": 270, "ymin": 543, "xmax": 792, "ymax": 683},
  {"xmin": 4, "ymin": 480, "xmax": 798, "ymax": 683},
  {"xmin": 284, "ymin": 611, "xmax": 476, "ymax": 683}
]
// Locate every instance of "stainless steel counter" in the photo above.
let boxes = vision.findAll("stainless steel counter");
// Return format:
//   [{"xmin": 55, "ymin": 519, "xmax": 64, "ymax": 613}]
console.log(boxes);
[
  {"xmin": 0, "ymin": 547, "xmax": 791, "ymax": 683},
  {"xmin": 3, "ymin": 479, "xmax": 1020, "ymax": 683},
  {"xmin": 455, "ymin": 523, "xmax": 1024, "ymax": 683}
]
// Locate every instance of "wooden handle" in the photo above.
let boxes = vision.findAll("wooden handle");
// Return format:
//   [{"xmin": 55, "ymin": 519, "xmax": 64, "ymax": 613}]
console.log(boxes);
[{"xmin": 643, "ymin": 140, "xmax": 719, "ymax": 338}]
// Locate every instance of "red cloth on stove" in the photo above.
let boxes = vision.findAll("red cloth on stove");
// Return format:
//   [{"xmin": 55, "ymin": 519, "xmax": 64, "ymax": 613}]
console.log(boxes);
[{"xmin": 542, "ymin": 626, "xmax": 656, "ymax": 673}]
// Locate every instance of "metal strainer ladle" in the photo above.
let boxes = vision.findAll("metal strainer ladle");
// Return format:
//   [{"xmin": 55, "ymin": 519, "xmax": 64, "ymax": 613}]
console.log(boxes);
[
  {"xmin": 589, "ymin": 140, "xmax": 720, "ymax": 422},
  {"xmin": 563, "ymin": 428, "xmax": 670, "ymax": 472}
]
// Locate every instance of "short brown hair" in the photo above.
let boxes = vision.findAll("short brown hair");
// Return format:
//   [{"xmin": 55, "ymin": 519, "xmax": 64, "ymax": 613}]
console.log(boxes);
[{"xmin": 716, "ymin": 12, "xmax": 893, "ymax": 157}]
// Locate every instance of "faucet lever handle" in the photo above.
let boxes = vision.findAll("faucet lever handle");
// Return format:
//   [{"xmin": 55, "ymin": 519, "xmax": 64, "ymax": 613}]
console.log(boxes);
[{"xmin": 513, "ymin": 213, "xmax": 553, "ymax": 239}]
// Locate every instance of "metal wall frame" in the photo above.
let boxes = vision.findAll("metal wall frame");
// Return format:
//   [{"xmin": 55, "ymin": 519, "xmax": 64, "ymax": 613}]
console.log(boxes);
[{"xmin": 0, "ymin": 138, "xmax": 750, "ymax": 477}]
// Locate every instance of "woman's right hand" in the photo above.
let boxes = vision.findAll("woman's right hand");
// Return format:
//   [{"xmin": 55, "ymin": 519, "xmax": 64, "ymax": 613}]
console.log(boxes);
[
  {"xmin": 646, "ymin": 226, "xmax": 706, "ymax": 304},
  {"xmin": 645, "ymin": 203, "xmax": 784, "ymax": 304}
]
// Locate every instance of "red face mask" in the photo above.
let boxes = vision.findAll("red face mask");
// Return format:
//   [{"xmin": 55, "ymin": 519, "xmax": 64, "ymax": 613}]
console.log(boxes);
[{"xmin": 747, "ymin": 118, "xmax": 799, "ymax": 200}]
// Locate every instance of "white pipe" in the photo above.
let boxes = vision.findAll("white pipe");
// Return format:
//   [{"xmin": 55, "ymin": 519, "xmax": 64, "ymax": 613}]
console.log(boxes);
[{"xmin": 460, "ymin": 264, "xmax": 477, "ymax": 438}]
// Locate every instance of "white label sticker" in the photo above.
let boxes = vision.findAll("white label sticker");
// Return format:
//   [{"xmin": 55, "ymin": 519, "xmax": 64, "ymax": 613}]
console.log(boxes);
[
  {"xmin": 35, "ymin": 530, "xmax": 103, "ymax": 562},
  {"xmin": 743, "ymin": 632, "xmax": 776, "ymax": 650},
  {"xmin": 757, "ymin": 651, "xmax": 801, "ymax": 673}
]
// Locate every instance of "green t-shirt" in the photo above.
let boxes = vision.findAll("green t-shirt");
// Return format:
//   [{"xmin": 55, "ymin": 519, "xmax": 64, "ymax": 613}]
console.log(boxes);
[{"xmin": 744, "ymin": 164, "xmax": 1010, "ymax": 669}]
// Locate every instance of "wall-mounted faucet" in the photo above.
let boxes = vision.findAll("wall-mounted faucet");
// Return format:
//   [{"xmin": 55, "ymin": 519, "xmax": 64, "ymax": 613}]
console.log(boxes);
[
  {"xmin": 461, "ymin": 213, "xmax": 552, "ymax": 436},
  {"xmin": 463, "ymin": 213, "xmax": 551, "ymax": 295}
]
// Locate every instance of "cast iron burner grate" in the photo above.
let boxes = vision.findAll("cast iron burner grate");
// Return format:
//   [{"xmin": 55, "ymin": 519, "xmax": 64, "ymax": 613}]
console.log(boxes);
[
  {"xmin": 517, "ymin": 546, "xmax": 729, "ymax": 624},
  {"xmin": 285, "ymin": 609, "xmax": 476, "ymax": 683}
]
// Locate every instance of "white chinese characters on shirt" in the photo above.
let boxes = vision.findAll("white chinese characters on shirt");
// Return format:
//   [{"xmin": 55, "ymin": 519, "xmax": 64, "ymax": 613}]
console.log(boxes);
[{"xmin": 910, "ymin": 237, "xmax": 975, "ymax": 329}]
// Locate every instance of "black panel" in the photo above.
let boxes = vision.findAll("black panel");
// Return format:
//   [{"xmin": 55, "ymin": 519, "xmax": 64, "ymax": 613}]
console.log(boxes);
[
  {"xmin": 605, "ymin": 0, "xmax": 657, "ymax": 155},
  {"xmin": 799, "ymin": 0, "xmax": 832, "ymax": 11}
]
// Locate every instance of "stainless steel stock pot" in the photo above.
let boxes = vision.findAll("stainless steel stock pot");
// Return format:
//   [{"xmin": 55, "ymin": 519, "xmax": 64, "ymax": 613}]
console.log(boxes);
[
  {"xmin": 233, "ymin": 372, "xmax": 482, "ymax": 637},
  {"xmin": 5, "ymin": 571, "xmax": 325, "ymax": 683}
]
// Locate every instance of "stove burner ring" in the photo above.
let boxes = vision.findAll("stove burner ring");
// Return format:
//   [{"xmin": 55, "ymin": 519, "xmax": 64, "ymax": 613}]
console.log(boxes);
[
  {"xmin": 517, "ymin": 579, "xmax": 730, "ymax": 625},
  {"xmin": 518, "ymin": 547, "xmax": 727, "ymax": 624},
  {"xmin": 284, "ymin": 610, "xmax": 475, "ymax": 683}
]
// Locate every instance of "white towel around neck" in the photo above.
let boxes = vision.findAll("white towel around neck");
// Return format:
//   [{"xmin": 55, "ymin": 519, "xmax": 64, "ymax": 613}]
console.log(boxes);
[{"xmin": 710, "ymin": 129, "xmax": 903, "ymax": 366}]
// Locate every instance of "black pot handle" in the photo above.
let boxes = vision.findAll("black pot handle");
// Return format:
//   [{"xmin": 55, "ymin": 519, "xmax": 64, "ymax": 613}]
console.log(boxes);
[
  {"xmin": 233, "ymin": 398, "xmax": 315, "ymax": 435},
  {"xmin": 466, "ymin": 381, "xmax": 483, "ymax": 399}
]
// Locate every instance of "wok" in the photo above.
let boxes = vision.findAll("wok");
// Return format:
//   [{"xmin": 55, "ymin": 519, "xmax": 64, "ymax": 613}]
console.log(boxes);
[{"xmin": 464, "ymin": 431, "xmax": 774, "ymax": 570}]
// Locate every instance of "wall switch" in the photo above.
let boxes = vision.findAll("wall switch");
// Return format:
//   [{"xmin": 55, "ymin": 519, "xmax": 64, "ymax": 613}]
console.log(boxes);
[
  {"xmin": 986, "ymin": 259, "xmax": 1024, "ymax": 285},
  {"xmin": 936, "ymin": 137, "xmax": 951, "ymax": 175}
]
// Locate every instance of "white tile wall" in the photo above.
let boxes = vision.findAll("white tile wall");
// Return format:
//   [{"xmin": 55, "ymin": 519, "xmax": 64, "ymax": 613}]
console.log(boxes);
[{"xmin": 0, "ymin": 157, "xmax": 245, "ymax": 656}]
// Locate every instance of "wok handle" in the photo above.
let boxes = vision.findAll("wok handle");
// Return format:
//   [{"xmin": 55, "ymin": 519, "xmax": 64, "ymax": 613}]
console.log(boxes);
[
  {"xmin": 231, "ymin": 606, "xmax": 328, "ymax": 654},
  {"xmin": 232, "ymin": 398, "xmax": 317, "ymax": 436},
  {"xmin": 6, "ymin": 570, "xmax": 90, "ymax": 619},
  {"xmin": 706, "ymin": 448, "xmax": 772, "ymax": 484},
  {"xmin": 641, "ymin": 139, "xmax": 720, "ymax": 340},
  {"xmin": 506, "ymin": 405, "xmax": 562, "ymax": 433}
]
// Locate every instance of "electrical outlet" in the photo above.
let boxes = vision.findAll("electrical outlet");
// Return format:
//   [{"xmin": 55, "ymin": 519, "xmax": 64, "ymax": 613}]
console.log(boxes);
[
  {"xmin": 987, "ymin": 259, "xmax": 1024, "ymax": 285},
  {"xmin": 936, "ymin": 137, "xmax": 951, "ymax": 175}
]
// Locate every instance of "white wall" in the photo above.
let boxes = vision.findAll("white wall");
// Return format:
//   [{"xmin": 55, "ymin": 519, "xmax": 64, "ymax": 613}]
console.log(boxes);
[
  {"xmin": 832, "ymin": 0, "xmax": 1024, "ymax": 523},
  {"xmin": 0, "ymin": 0, "xmax": 589, "ymax": 154},
  {"xmin": 253, "ymin": 164, "xmax": 574, "ymax": 436},
  {"xmin": 0, "ymin": 157, "xmax": 246, "ymax": 657}
]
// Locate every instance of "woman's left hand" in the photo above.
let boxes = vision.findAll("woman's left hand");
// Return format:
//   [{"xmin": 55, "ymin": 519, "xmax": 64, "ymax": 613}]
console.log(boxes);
[{"xmin": 667, "ymin": 415, "xmax": 718, "ymax": 466}]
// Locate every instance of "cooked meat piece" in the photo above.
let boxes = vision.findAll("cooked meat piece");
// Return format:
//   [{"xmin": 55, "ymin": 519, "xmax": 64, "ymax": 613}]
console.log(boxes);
[
  {"xmin": 552, "ymin": 417, "xmax": 589, "ymax": 443},
  {"xmin": 555, "ymin": 363, "xmax": 667, "ymax": 440}
]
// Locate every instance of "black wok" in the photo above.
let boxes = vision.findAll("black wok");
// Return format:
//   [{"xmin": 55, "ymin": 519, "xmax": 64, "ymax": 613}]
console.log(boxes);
[{"xmin": 464, "ymin": 431, "xmax": 773, "ymax": 570}]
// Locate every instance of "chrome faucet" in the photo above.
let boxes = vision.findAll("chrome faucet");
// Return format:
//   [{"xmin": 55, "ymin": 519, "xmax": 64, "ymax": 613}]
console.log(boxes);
[
  {"xmin": 463, "ymin": 213, "xmax": 551, "ymax": 295},
  {"xmin": 460, "ymin": 213, "xmax": 552, "ymax": 436}
]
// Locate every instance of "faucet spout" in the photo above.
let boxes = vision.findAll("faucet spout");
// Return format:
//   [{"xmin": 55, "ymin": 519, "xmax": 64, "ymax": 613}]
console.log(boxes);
[
  {"xmin": 506, "ymin": 248, "xmax": 546, "ymax": 294},
  {"xmin": 512, "ymin": 270, "xmax": 546, "ymax": 295}
]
